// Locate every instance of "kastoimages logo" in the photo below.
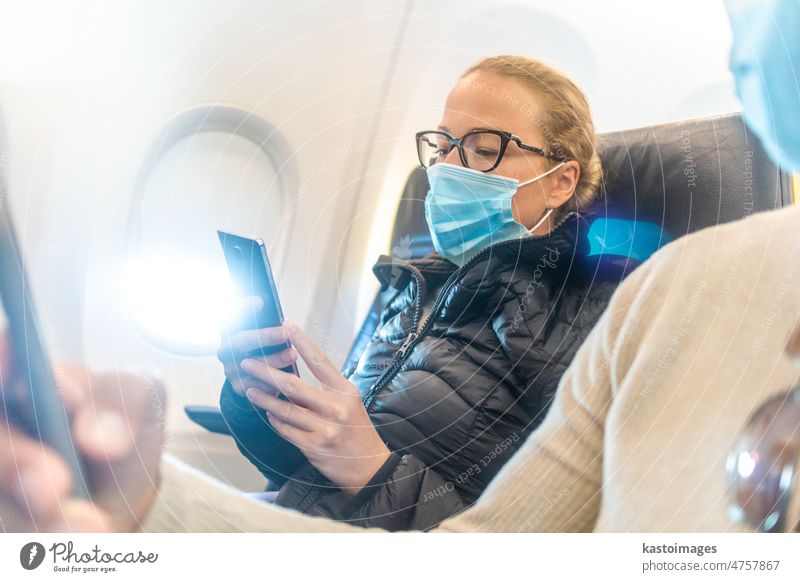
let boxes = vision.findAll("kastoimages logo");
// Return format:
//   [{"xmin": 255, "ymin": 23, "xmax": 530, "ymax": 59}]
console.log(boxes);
[{"xmin": 19, "ymin": 542, "xmax": 46, "ymax": 570}]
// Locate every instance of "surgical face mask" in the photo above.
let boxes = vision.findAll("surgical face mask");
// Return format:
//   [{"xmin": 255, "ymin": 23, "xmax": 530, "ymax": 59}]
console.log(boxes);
[
  {"xmin": 726, "ymin": 0, "xmax": 800, "ymax": 171},
  {"xmin": 424, "ymin": 162, "xmax": 564, "ymax": 267}
]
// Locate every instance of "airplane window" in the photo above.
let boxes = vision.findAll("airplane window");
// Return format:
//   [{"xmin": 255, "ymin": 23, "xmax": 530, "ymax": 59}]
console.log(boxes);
[{"xmin": 124, "ymin": 106, "xmax": 296, "ymax": 356}]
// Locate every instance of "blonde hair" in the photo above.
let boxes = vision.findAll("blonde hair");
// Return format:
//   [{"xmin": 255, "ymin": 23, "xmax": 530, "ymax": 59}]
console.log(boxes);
[{"xmin": 461, "ymin": 55, "xmax": 602, "ymax": 220}]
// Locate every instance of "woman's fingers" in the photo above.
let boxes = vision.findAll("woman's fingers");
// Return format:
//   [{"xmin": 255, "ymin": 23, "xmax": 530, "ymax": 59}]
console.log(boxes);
[
  {"xmin": 231, "ymin": 327, "xmax": 291, "ymax": 355},
  {"xmin": 244, "ymin": 388, "xmax": 317, "ymax": 432},
  {"xmin": 255, "ymin": 347, "xmax": 298, "ymax": 370},
  {"xmin": 217, "ymin": 320, "xmax": 289, "ymax": 365},
  {"xmin": 284, "ymin": 321, "xmax": 347, "ymax": 389},
  {"xmin": 226, "ymin": 368, "xmax": 279, "ymax": 397},
  {"xmin": 223, "ymin": 347, "xmax": 296, "ymax": 390},
  {"xmin": 266, "ymin": 413, "xmax": 313, "ymax": 450},
  {"xmin": 240, "ymin": 359, "xmax": 327, "ymax": 412},
  {"xmin": 223, "ymin": 347, "xmax": 297, "ymax": 397}
]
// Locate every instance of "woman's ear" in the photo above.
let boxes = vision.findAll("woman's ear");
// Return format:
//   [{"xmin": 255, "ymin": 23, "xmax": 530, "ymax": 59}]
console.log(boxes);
[{"xmin": 545, "ymin": 160, "xmax": 581, "ymax": 210}]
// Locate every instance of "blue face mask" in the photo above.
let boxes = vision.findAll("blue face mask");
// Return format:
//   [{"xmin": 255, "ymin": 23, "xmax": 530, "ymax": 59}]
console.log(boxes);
[
  {"xmin": 424, "ymin": 162, "xmax": 564, "ymax": 266},
  {"xmin": 726, "ymin": 0, "xmax": 800, "ymax": 171}
]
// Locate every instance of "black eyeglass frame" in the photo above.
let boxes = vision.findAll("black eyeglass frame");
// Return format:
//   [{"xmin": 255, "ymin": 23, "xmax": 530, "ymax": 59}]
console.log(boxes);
[{"xmin": 415, "ymin": 129, "xmax": 566, "ymax": 172}]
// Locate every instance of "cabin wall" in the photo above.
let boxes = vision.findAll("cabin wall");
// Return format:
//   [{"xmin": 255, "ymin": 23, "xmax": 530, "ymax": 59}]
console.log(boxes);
[{"xmin": 0, "ymin": 0, "xmax": 738, "ymax": 434}]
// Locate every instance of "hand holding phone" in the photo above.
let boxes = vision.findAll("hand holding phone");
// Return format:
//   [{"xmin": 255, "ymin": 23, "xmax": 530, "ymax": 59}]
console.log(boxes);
[
  {"xmin": 0, "ymin": 196, "xmax": 91, "ymax": 499},
  {"xmin": 0, "ymin": 158, "xmax": 164, "ymax": 530},
  {"xmin": 0, "ymin": 347, "xmax": 167, "ymax": 532},
  {"xmin": 217, "ymin": 231, "xmax": 299, "ymax": 397}
]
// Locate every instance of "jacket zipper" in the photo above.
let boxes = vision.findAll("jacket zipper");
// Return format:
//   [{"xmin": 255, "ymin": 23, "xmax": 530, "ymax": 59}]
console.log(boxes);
[
  {"xmin": 362, "ymin": 214, "xmax": 575, "ymax": 411},
  {"xmin": 393, "ymin": 263, "xmax": 426, "ymax": 337},
  {"xmin": 362, "ymin": 265, "xmax": 465, "ymax": 410},
  {"xmin": 362, "ymin": 240, "xmax": 514, "ymax": 409}
]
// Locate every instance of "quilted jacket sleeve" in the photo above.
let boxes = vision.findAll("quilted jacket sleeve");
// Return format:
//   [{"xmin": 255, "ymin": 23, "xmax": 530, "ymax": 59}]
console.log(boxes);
[
  {"xmin": 494, "ymin": 278, "xmax": 617, "ymax": 425},
  {"xmin": 218, "ymin": 380, "xmax": 307, "ymax": 488},
  {"xmin": 278, "ymin": 453, "xmax": 467, "ymax": 531}
]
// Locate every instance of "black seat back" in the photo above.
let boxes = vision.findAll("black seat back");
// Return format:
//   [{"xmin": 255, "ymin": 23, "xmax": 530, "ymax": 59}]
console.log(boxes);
[{"xmin": 584, "ymin": 112, "xmax": 792, "ymax": 279}]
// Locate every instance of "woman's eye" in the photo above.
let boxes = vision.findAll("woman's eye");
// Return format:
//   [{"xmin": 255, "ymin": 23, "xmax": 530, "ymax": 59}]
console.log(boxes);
[{"xmin": 475, "ymin": 149, "xmax": 498, "ymax": 158}]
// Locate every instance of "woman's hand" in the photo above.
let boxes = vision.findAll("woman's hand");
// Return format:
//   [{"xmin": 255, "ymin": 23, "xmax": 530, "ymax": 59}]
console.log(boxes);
[
  {"xmin": 239, "ymin": 322, "xmax": 390, "ymax": 494},
  {"xmin": 0, "ymin": 334, "xmax": 166, "ymax": 532},
  {"xmin": 217, "ymin": 296, "xmax": 299, "ymax": 397}
]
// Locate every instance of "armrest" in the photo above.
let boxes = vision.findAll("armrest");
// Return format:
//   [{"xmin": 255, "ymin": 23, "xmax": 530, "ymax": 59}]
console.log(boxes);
[{"xmin": 184, "ymin": 405, "xmax": 232, "ymax": 436}]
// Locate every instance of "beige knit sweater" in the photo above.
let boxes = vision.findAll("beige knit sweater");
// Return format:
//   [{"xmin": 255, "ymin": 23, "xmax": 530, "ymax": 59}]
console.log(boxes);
[{"xmin": 141, "ymin": 204, "xmax": 800, "ymax": 533}]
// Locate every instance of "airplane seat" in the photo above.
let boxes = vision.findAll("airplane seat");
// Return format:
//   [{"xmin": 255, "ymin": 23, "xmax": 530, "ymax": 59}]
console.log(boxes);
[
  {"xmin": 582, "ymin": 111, "xmax": 792, "ymax": 282},
  {"xmin": 187, "ymin": 112, "xmax": 793, "ymax": 436},
  {"xmin": 342, "ymin": 112, "xmax": 792, "ymax": 373}
]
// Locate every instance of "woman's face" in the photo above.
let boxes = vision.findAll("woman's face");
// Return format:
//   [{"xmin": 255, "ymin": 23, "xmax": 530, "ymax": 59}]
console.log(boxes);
[{"xmin": 437, "ymin": 71, "xmax": 580, "ymax": 233}]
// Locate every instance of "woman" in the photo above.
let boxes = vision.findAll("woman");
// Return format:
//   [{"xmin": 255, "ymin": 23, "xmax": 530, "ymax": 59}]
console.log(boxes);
[{"xmin": 218, "ymin": 55, "xmax": 616, "ymax": 530}]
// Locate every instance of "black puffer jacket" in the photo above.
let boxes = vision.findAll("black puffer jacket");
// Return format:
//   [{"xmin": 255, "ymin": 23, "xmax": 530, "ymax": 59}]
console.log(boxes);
[{"xmin": 220, "ymin": 213, "xmax": 616, "ymax": 530}]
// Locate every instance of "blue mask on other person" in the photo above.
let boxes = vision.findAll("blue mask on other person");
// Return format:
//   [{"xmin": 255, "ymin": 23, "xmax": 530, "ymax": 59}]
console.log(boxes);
[
  {"xmin": 726, "ymin": 0, "xmax": 800, "ymax": 171},
  {"xmin": 424, "ymin": 162, "xmax": 563, "ymax": 267}
]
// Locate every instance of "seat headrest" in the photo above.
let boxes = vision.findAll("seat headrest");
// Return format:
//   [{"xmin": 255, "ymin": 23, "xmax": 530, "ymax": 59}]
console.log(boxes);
[
  {"xmin": 388, "ymin": 166, "xmax": 433, "ymax": 260},
  {"xmin": 591, "ymin": 113, "xmax": 789, "ymax": 238},
  {"xmin": 389, "ymin": 113, "xmax": 792, "ymax": 268}
]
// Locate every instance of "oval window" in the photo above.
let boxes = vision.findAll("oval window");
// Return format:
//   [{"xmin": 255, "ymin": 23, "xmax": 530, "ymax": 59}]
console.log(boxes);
[{"xmin": 124, "ymin": 106, "xmax": 296, "ymax": 355}]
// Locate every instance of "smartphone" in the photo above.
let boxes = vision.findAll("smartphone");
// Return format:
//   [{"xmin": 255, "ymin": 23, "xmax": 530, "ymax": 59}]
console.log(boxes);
[
  {"xmin": 0, "ymin": 197, "xmax": 90, "ymax": 499},
  {"xmin": 217, "ymin": 230, "xmax": 298, "ymax": 376}
]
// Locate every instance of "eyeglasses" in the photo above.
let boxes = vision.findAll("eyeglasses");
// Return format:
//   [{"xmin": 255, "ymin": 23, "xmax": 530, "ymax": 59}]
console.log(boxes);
[
  {"xmin": 415, "ymin": 129, "xmax": 565, "ymax": 173},
  {"xmin": 726, "ymin": 386, "xmax": 800, "ymax": 532}
]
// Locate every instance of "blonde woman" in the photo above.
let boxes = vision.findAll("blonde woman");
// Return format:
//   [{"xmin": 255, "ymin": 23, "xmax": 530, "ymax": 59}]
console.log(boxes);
[{"xmin": 217, "ymin": 55, "xmax": 615, "ymax": 530}]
